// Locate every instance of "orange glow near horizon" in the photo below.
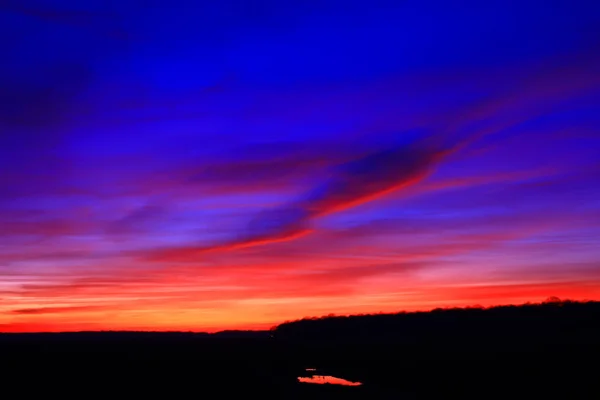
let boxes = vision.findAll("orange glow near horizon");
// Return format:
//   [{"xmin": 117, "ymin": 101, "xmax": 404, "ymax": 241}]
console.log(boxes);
[
  {"xmin": 2, "ymin": 290, "xmax": 599, "ymax": 333},
  {"xmin": 2, "ymin": 4, "xmax": 600, "ymax": 334}
]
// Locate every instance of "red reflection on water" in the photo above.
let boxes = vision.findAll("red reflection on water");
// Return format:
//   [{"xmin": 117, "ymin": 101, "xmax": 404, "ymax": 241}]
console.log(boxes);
[{"xmin": 298, "ymin": 375, "xmax": 362, "ymax": 386}]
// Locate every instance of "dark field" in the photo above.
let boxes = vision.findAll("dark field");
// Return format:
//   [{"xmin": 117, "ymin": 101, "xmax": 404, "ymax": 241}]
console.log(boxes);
[{"xmin": 3, "ymin": 301, "xmax": 600, "ymax": 399}]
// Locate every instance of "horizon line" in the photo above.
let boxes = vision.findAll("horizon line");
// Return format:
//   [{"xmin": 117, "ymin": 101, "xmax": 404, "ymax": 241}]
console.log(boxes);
[{"xmin": 2, "ymin": 296, "xmax": 594, "ymax": 335}]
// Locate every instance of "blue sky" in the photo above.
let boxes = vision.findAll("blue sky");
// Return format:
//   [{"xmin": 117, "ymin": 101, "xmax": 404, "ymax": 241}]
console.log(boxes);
[{"xmin": 1, "ymin": 0, "xmax": 599, "ymax": 331}]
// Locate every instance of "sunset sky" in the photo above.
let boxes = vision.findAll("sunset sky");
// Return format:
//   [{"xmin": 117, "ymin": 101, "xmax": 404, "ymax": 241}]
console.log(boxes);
[{"xmin": 1, "ymin": 0, "xmax": 600, "ymax": 332}]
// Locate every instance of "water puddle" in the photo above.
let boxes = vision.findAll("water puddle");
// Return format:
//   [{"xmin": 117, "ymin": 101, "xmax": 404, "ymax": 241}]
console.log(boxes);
[{"xmin": 297, "ymin": 368, "xmax": 363, "ymax": 386}]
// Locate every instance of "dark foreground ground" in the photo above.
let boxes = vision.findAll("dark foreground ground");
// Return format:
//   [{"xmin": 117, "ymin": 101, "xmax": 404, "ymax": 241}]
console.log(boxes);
[{"xmin": 3, "ymin": 300, "xmax": 600, "ymax": 399}]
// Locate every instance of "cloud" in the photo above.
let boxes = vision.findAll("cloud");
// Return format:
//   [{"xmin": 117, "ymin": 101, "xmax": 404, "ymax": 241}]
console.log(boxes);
[
  {"xmin": 9, "ymin": 305, "xmax": 106, "ymax": 315},
  {"xmin": 432, "ymin": 280, "xmax": 600, "ymax": 305},
  {"xmin": 141, "ymin": 49, "xmax": 600, "ymax": 261},
  {"xmin": 187, "ymin": 141, "xmax": 345, "ymax": 184},
  {"xmin": 144, "ymin": 138, "xmax": 451, "ymax": 260},
  {"xmin": 0, "ymin": 218, "xmax": 95, "ymax": 237},
  {"xmin": 299, "ymin": 139, "xmax": 453, "ymax": 218},
  {"xmin": 288, "ymin": 261, "xmax": 428, "ymax": 285}
]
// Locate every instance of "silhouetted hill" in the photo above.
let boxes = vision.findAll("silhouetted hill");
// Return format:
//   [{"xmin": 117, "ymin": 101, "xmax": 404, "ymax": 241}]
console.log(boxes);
[
  {"xmin": 2, "ymin": 299, "xmax": 599, "ymax": 399},
  {"xmin": 271, "ymin": 299, "xmax": 600, "ymax": 399},
  {"xmin": 273, "ymin": 298, "xmax": 600, "ymax": 347}
]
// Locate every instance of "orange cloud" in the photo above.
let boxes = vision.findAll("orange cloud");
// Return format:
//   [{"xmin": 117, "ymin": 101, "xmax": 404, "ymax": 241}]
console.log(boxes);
[{"xmin": 9, "ymin": 306, "xmax": 109, "ymax": 315}]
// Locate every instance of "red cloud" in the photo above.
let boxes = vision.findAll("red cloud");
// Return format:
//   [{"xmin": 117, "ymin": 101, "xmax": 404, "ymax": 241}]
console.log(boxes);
[{"xmin": 10, "ymin": 306, "xmax": 108, "ymax": 315}]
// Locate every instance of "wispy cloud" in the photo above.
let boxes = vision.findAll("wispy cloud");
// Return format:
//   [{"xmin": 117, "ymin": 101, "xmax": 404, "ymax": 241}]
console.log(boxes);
[
  {"xmin": 145, "ymin": 138, "xmax": 449, "ymax": 260},
  {"xmin": 9, "ymin": 305, "xmax": 107, "ymax": 315},
  {"xmin": 3, "ymin": 2, "xmax": 600, "ymax": 331}
]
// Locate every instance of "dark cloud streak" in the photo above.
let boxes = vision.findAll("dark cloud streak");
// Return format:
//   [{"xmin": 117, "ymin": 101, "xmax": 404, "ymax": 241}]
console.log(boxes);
[
  {"xmin": 9, "ymin": 305, "xmax": 106, "ymax": 315},
  {"xmin": 145, "ymin": 136, "xmax": 453, "ymax": 260}
]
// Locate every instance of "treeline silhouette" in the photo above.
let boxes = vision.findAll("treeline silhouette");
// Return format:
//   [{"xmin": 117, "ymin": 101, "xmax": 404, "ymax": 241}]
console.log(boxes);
[
  {"xmin": 273, "ymin": 298, "xmax": 600, "ymax": 399},
  {"xmin": 2, "ymin": 298, "xmax": 599, "ymax": 399},
  {"xmin": 274, "ymin": 297, "xmax": 600, "ymax": 346}
]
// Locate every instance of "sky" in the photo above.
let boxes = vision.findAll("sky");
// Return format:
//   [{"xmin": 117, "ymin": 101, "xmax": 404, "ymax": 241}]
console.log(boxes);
[{"xmin": 1, "ymin": 0, "xmax": 600, "ymax": 332}]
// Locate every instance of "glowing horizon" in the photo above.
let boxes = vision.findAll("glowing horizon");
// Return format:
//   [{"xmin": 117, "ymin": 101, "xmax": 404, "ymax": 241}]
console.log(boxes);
[{"xmin": 2, "ymin": 0, "xmax": 600, "ymax": 333}]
